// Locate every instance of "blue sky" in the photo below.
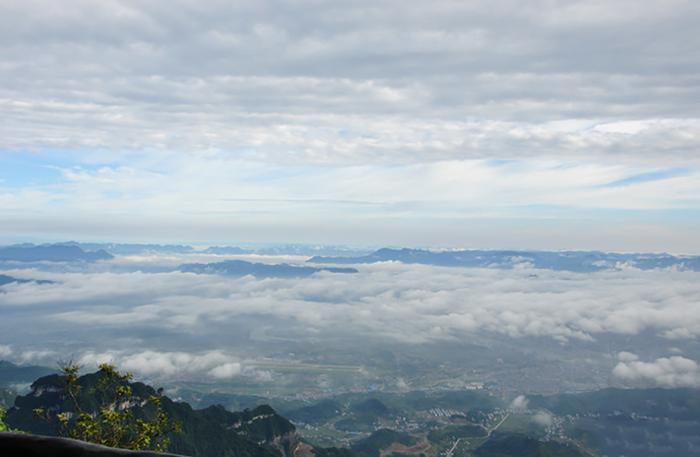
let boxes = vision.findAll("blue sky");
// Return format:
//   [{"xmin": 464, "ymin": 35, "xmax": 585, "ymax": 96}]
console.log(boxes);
[
  {"xmin": 1, "ymin": 0, "xmax": 699, "ymax": 252},
  {"xmin": 2, "ymin": 150, "xmax": 699, "ymax": 252},
  {"xmin": 0, "ymin": 152, "xmax": 65, "ymax": 187},
  {"xmin": 599, "ymin": 168, "xmax": 691, "ymax": 188}
]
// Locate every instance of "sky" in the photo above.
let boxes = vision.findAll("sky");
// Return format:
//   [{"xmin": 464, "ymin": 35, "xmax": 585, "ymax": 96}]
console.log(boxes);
[{"xmin": 1, "ymin": 0, "xmax": 699, "ymax": 252}]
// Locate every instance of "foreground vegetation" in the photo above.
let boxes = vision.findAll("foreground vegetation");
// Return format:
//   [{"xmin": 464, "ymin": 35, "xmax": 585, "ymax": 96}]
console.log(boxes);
[
  {"xmin": 32, "ymin": 362, "xmax": 180, "ymax": 451},
  {"xmin": 4, "ymin": 363, "xmax": 294, "ymax": 457}
]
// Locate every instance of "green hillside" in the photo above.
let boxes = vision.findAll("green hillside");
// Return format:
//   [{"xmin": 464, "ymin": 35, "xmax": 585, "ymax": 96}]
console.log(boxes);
[
  {"xmin": 475, "ymin": 433, "xmax": 587, "ymax": 457},
  {"xmin": 5, "ymin": 368, "xmax": 295, "ymax": 457},
  {"xmin": 351, "ymin": 429, "xmax": 417, "ymax": 457},
  {"xmin": 286, "ymin": 399, "xmax": 343, "ymax": 424}
]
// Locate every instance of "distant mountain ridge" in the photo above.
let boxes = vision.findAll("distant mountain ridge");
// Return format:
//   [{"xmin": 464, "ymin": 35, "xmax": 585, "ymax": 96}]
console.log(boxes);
[
  {"xmin": 70, "ymin": 242, "xmax": 369, "ymax": 257},
  {"xmin": 0, "ymin": 360, "xmax": 56, "ymax": 386},
  {"xmin": 0, "ymin": 244, "xmax": 113, "ymax": 263},
  {"xmin": 179, "ymin": 260, "xmax": 358, "ymax": 278},
  {"xmin": 202, "ymin": 246, "xmax": 253, "ymax": 255},
  {"xmin": 309, "ymin": 247, "xmax": 700, "ymax": 272},
  {"xmin": 0, "ymin": 275, "xmax": 54, "ymax": 287},
  {"xmin": 0, "ymin": 275, "xmax": 30, "ymax": 286},
  {"xmin": 74, "ymin": 242, "xmax": 195, "ymax": 255}
]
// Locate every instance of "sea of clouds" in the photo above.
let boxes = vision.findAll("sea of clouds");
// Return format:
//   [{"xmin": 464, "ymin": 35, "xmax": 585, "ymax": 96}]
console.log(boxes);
[{"xmin": 1, "ymin": 254, "xmax": 700, "ymax": 387}]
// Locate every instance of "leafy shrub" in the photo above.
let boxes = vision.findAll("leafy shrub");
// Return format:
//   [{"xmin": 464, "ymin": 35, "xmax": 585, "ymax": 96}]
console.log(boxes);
[{"xmin": 33, "ymin": 362, "xmax": 180, "ymax": 451}]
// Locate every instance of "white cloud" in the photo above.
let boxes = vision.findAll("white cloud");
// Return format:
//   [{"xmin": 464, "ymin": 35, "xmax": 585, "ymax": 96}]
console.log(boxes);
[
  {"xmin": 0, "ymin": 345, "xmax": 61, "ymax": 365},
  {"xmin": 395, "ymin": 378, "xmax": 410, "ymax": 391},
  {"xmin": 617, "ymin": 351, "xmax": 639, "ymax": 363},
  {"xmin": 613, "ymin": 354, "xmax": 700, "ymax": 388},
  {"xmin": 3, "ymin": 257, "xmax": 700, "ymax": 384},
  {"xmin": 510, "ymin": 395, "xmax": 529, "ymax": 411},
  {"xmin": 77, "ymin": 350, "xmax": 243, "ymax": 381},
  {"xmin": 0, "ymin": 1, "xmax": 698, "ymax": 164},
  {"xmin": 2, "ymin": 154, "xmax": 699, "ymax": 251},
  {"xmin": 2, "ymin": 260, "xmax": 700, "ymax": 347},
  {"xmin": 1, "ymin": 0, "xmax": 699, "ymax": 249},
  {"xmin": 532, "ymin": 411, "xmax": 553, "ymax": 427},
  {"xmin": 0, "ymin": 0, "xmax": 699, "ymax": 201},
  {"xmin": 245, "ymin": 369, "xmax": 273, "ymax": 383},
  {"xmin": 16, "ymin": 349, "xmax": 57, "ymax": 364},
  {"xmin": 207, "ymin": 362, "xmax": 242, "ymax": 380},
  {"xmin": 0, "ymin": 345, "xmax": 12, "ymax": 358}
]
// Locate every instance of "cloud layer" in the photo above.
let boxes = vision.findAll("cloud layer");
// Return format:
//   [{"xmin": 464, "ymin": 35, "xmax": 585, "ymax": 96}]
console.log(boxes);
[
  {"xmin": 613, "ymin": 352, "xmax": 700, "ymax": 388},
  {"xmin": 77, "ymin": 350, "xmax": 244, "ymax": 380},
  {"xmin": 0, "ymin": 1, "xmax": 699, "ymax": 163},
  {"xmin": 2, "ymin": 259, "xmax": 700, "ymax": 369},
  {"xmin": 1, "ymin": 0, "xmax": 699, "ymax": 248}
]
